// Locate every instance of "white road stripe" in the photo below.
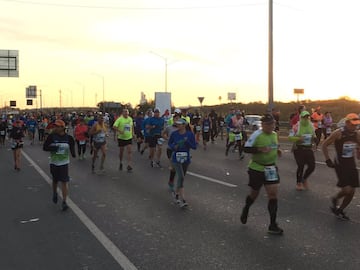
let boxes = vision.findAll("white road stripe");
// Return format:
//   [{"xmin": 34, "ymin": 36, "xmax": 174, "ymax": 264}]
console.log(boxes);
[
  {"xmin": 187, "ymin": 171, "xmax": 237, "ymax": 188},
  {"xmin": 22, "ymin": 151, "xmax": 138, "ymax": 270}
]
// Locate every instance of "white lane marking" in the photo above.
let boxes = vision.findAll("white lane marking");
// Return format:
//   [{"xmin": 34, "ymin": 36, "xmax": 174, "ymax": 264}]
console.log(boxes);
[
  {"xmin": 187, "ymin": 171, "xmax": 237, "ymax": 188},
  {"xmin": 22, "ymin": 151, "xmax": 138, "ymax": 270}
]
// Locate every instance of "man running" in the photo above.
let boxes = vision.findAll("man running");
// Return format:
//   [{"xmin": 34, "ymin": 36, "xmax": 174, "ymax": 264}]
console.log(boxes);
[
  {"xmin": 113, "ymin": 108, "xmax": 134, "ymax": 172},
  {"xmin": 43, "ymin": 119, "xmax": 76, "ymax": 211},
  {"xmin": 240, "ymin": 114, "xmax": 283, "ymax": 235},
  {"xmin": 322, "ymin": 113, "xmax": 360, "ymax": 220}
]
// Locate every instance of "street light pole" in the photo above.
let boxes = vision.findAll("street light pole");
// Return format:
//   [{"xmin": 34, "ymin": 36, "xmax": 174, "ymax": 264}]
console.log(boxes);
[
  {"xmin": 268, "ymin": 0, "xmax": 274, "ymax": 111},
  {"xmin": 92, "ymin": 73, "xmax": 105, "ymax": 111},
  {"xmin": 150, "ymin": 51, "xmax": 168, "ymax": 92}
]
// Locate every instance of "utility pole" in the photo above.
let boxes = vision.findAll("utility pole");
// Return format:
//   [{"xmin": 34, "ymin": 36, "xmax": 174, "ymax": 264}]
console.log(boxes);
[{"xmin": 268, "ymin": 0, "xmax": 274, "ymax": 111}]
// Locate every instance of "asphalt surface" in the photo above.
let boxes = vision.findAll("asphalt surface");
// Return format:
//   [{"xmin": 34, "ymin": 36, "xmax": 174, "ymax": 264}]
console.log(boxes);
[{"xmin": 1, "ymin": 131, "xmax": 360, "ymax": 270}]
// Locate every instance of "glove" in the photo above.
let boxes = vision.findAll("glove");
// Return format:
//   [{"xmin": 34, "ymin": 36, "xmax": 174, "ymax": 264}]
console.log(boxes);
[{"xmin": 326, "ymin": 159, "xmax": 335, "ymax": 168}]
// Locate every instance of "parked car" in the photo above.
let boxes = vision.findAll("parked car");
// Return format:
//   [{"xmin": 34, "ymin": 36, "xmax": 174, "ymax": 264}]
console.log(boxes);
[{"xmin": 244, "ymin": 115, "xmax": 262, "ymax": 131}]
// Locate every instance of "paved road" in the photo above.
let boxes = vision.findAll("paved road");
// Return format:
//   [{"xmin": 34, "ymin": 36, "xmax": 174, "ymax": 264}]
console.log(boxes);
[{"xmin": 1, "ymin": 133, "xmax": 360, "ymax": 270}]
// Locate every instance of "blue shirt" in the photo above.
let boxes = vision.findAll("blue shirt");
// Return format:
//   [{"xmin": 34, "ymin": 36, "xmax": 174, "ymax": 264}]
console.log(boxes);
[
  {"xmin": 147, "ymin": 117, "xmax": 165, "ymax": 136},
  {"xmin": 168, "ymin": 130, "xmax": 197, "ymax": 164}
]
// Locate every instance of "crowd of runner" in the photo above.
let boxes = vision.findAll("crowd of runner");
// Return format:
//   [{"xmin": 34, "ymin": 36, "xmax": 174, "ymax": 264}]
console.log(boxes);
[{"xmin": 1, "ymin": 106, "xmax": 360, "ymax": 235}]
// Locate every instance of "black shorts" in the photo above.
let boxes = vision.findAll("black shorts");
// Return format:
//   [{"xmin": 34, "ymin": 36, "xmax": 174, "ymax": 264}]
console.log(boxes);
[
  {"xmin": 202, "ymin": 132, "xmax": 210, "ymax": 142},
  {"xmin": 93, "ymin": 141, "xmax": 106, "ymax": 149},
  {"xmin": 144, "ymin": 136, "xmax": 151, "ymax": 144},
  {"xmin": 334, "ymin": 163, "xmax": 359, "ymax": 188},
  {"xmin": 149, "ymin": 135, "xmax": 161, "ymax": 148},
  {"xmin": 11, "ymin": 141, "xmax": 24, "ymax": 150},
  {"xmin": 248, "ymin": 167, "xmax": 280, "ymax": 191},
  {"xmin": 50, "ymin": 164, "xmax": 70, "ymax": 182},
  {"xmin": 118, "ymin": 138, "xmax": 132, "ymax": 147}
]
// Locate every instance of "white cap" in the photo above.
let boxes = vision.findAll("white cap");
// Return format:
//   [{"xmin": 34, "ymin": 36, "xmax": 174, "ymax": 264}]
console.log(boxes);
[{"xmin": 174, "ymin": 108, "xmax": 181, "ymax": 114}]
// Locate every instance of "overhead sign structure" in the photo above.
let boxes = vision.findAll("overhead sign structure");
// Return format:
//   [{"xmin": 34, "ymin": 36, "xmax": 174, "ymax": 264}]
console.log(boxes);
[
  {"xmin": 294, "ymin": 88, "xmax": 304, "ymax": 102},
  {"xmin": 227, "ymin": 92, "xmax": 236, "ymax": 102},
  {"xmin": 26, "ymin": 85, "xmax": 37, "ymax": 98},
  {"xmin": 0, "ymin": 50, "xmax": 19, "ymax": 77},
  {"xmin": 26, "ymin": 99, "xmax": 33, "ymax": 106},
  {"xmin": 10, "ymin": 101, "xmax": 16, "ymax": 107}
]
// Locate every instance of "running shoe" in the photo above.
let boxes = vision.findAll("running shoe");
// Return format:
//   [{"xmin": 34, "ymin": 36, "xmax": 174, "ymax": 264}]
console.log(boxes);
[
  {"xmin": 52, "ymin": 192, "xmax": 58, "ymax": 204},
  {"xmin": 268, "ymin": 223, "xmax": 284, "ymax": 235},
  {"xmin": 155, "ymin": 161, "xmax": 162, "ymax": 168},
  {"xmin": 180, "ymin": 199, "xmax": 188, "ymax": 208},
  {"xmin": 150, "ymin": 161, "xmax": 154, "ymax": 167},
  {"xmin": 239, "ymin": 153, "xmax": 245, "ymax": 160},
  {"xmin": 334, "ymin": 209, "xmax": 350, "ymax": 221},
  {"xmin": 140, "ymin": 149, "xmax": 144, "ymax": 155},
  {"xmin": 62, "ymin": 201, "xmax": 69, "ymax": 211},
  {"xmin": 127, "ymin": 165, "xmax": 133, "ymax": 173},
  {"xmin": 296, "ymin": 183, "xmax": 304, "ymax": 191},
  {"xmin": 119, "ymin": 163, "xmax": 123, "ymax": 171},
  {"xmin": 174, "ymin": 194, "xmax": 181, "ymax": 205},
  {"xmin": 91, "ymin": 164, "xmax": 95, "ymax": 173},
  {"xmin": 240, "ymin": 206, "xmax": 249, "ymax": 224},
  {"xmin": 225, "ymin": 148, "xmax": 229, "ymax": 156}
]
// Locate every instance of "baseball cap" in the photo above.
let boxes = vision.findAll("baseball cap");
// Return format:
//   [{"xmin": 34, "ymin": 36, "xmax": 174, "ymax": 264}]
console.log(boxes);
[
  {"xmin": 54, "ymin": 119, "xmax": 65, "ymax": 127},
  {"xmin": 175, "ymin": 118, "xmax": 187, "ymax": 125},
  {"xmin": 174, "ymin": 108, "xmax": 181, "ymax": 114},
  {"xmin": 154, "ymin": 108, "xmax": 160, "ymax": 113},
  {"xmin": 345, "ymin": 113, "xmax": 360, "ymax": 125},
  {"xmin": 261, "ymin": 114, "xmax": 274, "ymax": 124},
  {"xmin": 300, "ymin": 111, "xmax": 310, "ymax": 117}
]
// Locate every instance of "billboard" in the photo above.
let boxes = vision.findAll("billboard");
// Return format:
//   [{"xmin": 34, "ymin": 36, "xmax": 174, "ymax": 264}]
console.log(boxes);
[
  {"xmin": 227, "ymin": 92, "xmax": 236, "ymax": 101},
  {"xmin": 155, "ymin": 92, "xmax": 171, "ymax": 116},
  {"xmin": 0, "ymin": 50, "xmax": 19, "ymax": 77},
  {"xmin": 26, "ymin": 85, "xmax": 37, "ymax": 98}
]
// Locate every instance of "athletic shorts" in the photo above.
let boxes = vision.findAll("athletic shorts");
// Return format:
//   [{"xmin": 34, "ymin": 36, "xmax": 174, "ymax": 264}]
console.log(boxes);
[
  {"xmin": 50, "ymin": 164, "xmax": 70, "ymax": 182},
  {"xmin": 144, "ymin": 136, "xmax": 151, "ymax": 144},
  {"xmin": 248, "ymin": 167, "xmax": 280, "ymax": 191},
  {"xmin": 334, "ymin": 163, "xmax": 359, "ymax": 188},
  {"xmin": 202, "ymin": 132, "xmax": 210, "ymax": 142},
  {"xmin": 149, "ymin": 135, "xmax": 161, "ymax": 148},
  {"xmin": 118, "ymin": 138, "xmax": 132, "ymax": 147},
  {"xmin": 93, "ymin": 141, "xmax": 106, "ymax": 149}
]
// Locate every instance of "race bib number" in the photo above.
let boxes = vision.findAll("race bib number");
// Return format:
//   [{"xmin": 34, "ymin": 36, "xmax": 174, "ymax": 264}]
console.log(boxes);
[
  {"xmin": 175, "ymin": 152, "xmax": 188, "ymax": 163},
  {"xmin": 326, "ymin": 127, "xmax": 332, "ymax": 134},
  {"xmin": 318, "ymin": 121, "xmax": 322, "ymax": 128},
  {"xmin": 264, "ymin": 166, "xmax": 278, "ymax": 182},
  {"xmin": 235, "ymin": 133, "xmax": 242, "ymax": 141},
  {"xmin": 56, "ymin": 143, "xmax": 68, "ymax": 155},
  {"xmin": 124, "ymin": 124, "xmax": 131, "ymax": 132},
  {"xmin": 302, "ymin": 134, "xmax": 312, "ymax": 146},
  {"xmin": 196, "ymin": 125, "xmax": 201, "ymax": 132},
  {"xmin": 79, "ymin": 140, "xmax": 86, "ymax": 145},
  {"xmin": 203, "ymin": 126, "xmax": 210, "ymax": 133},
  {"xmin": 0, "ymin": 131, "xmax": 5, "ymax": 135},
  {"xmin": 342, "ymin": 143, "xmax": 356, "ymax": 158},
  {"xmin": 95, "ymin": 132, "xmax": 106, "ymax": 142}
]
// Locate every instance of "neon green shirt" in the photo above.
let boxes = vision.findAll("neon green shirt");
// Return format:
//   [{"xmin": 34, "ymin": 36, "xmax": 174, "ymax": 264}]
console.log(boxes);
[
  {"xmin": 113, "ymin": 116, "xmax": 133, "ymax": 140},
  {"xmin": 244, "ymin": 130, "xmax": 279, "ymax": 171}
]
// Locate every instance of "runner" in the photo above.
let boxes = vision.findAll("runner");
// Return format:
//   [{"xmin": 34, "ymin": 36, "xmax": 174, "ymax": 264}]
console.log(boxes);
[
  {"xmin": 146, "ymin": 108, "xmax": 165, "ymax": 167},
  {"xmin": 134, "ymin": 111, "xmax": 144, "ymax": 152},
  {"xmin": 0, "ymin": 118, "xmax": 6, "ymax": 146},
  {"xmin": 200, "ymin": 113, "xmax": 212, "ymax": 150},
  {"xmin": 311, "ymin": 106, "xmax": 324, "ymax": 148},
  {"xmin": 43, "ymin": 119, "xmax": 76, "ymax": 211},
  {"xmin": 240, "ymin": 114, "xmax": 284, "ymax": 235},
  {"xmin": 162, "ymin": 112, "xmax": 181, "ymax": 192},
  {"xmin": 89, "ymin": 115, "xmax": 107, "ymax": 173},
  {"xmin": 168, "ymin": 118, "xmax": 197, "ymax": 208},
  {"xmin": 26, "ymin": 116, "xmax": 37, "ymax": 145},
  {"xmin": 323, "ymin": 111, "xmax": 333, "ymax": 139},
  {"xmin": 322, "ymin": 113, "xmax": 360, "ymax": 220},
  {"xmin": 225, "ymin": 110, "xmax": 245, "ymax": 159},
  {"xmin": 113, "ymin": 108, "xmax": 134, "ymax": 172},
  {"xmin": 74, "ymin": 117, "xmax": 89, "ymax": 160},
  {"xmin": 140, "ymin": 109, "xmax": 153, "ymax": 156},
  {"xmin": 9, "ymin": 119, "xmax": 25, "ymax": 171},
  {"xmin": 288, "ymin": 111, "xmax": 316, "ymax": 190},
  {"xmin": 191, "ymin": 110, "xmax": 202, "ymax": 143}
]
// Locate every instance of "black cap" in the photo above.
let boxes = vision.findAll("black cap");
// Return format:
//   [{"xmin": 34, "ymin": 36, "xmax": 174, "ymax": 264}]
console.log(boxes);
[{"xmin": 261, "ymin": 114, "xmax": 274, "ymax": 123}]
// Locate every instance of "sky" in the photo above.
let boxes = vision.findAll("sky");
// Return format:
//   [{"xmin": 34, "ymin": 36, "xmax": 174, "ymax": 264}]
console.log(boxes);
[{"xmin": 1, "ymin": 0, "xmax": 360, "ymax": 110}]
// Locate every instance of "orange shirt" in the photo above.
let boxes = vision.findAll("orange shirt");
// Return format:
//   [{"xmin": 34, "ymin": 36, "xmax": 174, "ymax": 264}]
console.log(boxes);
[{"xmin": 311, "ymin": 112, "xmax": 323, "ymax": 129}]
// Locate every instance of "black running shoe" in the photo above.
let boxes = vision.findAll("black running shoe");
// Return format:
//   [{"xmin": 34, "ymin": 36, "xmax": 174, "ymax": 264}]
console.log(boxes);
[
  {"xmin": 62, "ymin": 201, "xmax": 69, "ymax": 211},
  {"xmin": 268, "ymin": 223, "xmax": 284, "ymax": 235},
  {"xmin": 330, "ymin": 197, "xmax": 338, "ymax": 214},
  {"xmin": 119, "ymin": 163, "xmax": 123, "ymax": 171},
  {"xmin": 335, "ymin": 209, "xmax": 350, "ymax": 221},
  {"xmin": 127, "ymin": 165, "xmax": 133, "ymax": 173},
  {"xmin": 52, "ymin": 192, "xmax": 58, "ymax": 204},
  {"xmin": 140, "ymin": 149, "xmax": 144, "ymax": 155},
  {"xmin": 240, "ymin": 206, "xmax": 249, "ymax": 224}
]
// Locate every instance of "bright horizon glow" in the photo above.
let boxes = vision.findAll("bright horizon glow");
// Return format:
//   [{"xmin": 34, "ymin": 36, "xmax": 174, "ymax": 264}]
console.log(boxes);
[{"xmin": 1, "ymin": 0, "xmax": 360, "ymax": 110}]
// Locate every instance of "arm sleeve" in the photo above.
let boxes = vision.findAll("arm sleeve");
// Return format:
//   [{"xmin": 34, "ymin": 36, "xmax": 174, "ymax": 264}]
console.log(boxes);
[
  {"xmin": 185, "ymin": 132, "xmax": 197, "ymax": 150},
  {"xmin": 43, "ymin": 134, "xmax": 58, "ymax": 152}
]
